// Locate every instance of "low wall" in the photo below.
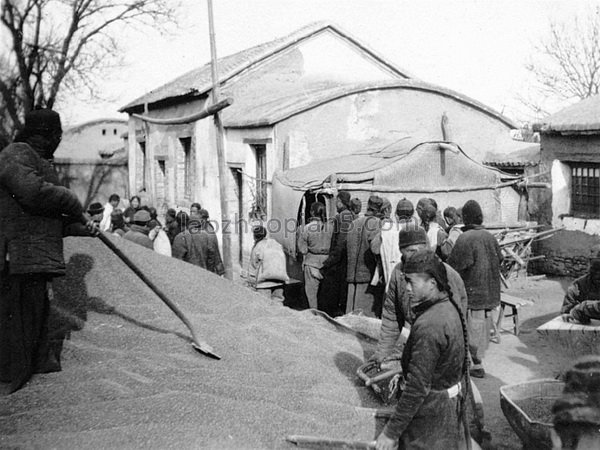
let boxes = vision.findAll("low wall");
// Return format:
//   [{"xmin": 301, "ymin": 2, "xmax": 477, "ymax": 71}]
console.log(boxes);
[{"xmin": 532, "ymin": 229, "xmax": 600, "ymax": 277}]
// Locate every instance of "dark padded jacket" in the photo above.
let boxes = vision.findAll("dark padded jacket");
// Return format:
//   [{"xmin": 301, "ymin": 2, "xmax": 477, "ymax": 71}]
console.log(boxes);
[
  {"xmin": 448, "ymin": 225, "xmax": 503, "ymax": 310},
  {"xmin": 123, "ymin": 224, "xmax": 154, "ymax": 250},
  {"xmin": 321, "ymin": 208, "xmax": 355, "ymax": 272},
  {"xmin": 382, "ymin": 297, "xmax": 465, "ymax": 446},
  {"xmin": 561, "ymin": 274, "xmax": 600, "ymax": 323},
  {"xmin": 172, "ymin": 229, "xmax": 225, "ymax": 276},
  {"xmin": 0, "ymin": 142, "xmax": 83, "ymax": 275}
]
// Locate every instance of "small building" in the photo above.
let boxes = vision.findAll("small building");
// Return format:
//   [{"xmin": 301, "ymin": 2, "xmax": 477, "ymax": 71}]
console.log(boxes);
[
  {"xmin": 534, "ymin": 95, "xmax": 600, "ymax": 276},
  {"xmin": 119, "ymin": 22, "xmax": 527, "ymax": 275},
  {"xmin": 54, "ymin": 118, "xmax": 129, "ymax": 209}
]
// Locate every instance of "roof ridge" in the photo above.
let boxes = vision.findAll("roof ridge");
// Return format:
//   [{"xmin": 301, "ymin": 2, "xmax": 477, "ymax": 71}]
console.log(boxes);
[{"xmin": 119, "ymin": 21, "xmax": 411, "ymax": 112}]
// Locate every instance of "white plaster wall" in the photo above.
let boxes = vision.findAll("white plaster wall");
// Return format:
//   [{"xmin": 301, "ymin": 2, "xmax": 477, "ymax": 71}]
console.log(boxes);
[
  {"xmin": 275, "ymin": 88, "xmax": 515, "ymax": 166},
  {"xmin": 551, "ymin": 159, "xmax": 571, "ymax": 228}
]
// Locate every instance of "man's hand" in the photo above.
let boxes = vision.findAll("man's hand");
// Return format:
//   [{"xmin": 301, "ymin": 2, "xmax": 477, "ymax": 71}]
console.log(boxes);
[
  {"xmin": 375, "ymin": 432, "xmax": 398, "ymax": 450},
  {"xmin": 561, "ymin": 313, "xmax": 577, "ymax": 323},
  {"xmin": 85, "ymin": 220, "xmax": 101, "ymax": 237}
]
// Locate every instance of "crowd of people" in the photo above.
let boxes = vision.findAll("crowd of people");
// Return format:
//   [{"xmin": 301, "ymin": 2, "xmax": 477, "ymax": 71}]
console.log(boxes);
[{"xmin": 87, "ymin": 196, "xmax": 226, "ymax": 276}]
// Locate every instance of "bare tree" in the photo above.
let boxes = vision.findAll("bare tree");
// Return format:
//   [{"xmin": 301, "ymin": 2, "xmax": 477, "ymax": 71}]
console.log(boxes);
[
  {"xmin": 521, "ymin": 6, "xmax": 600, "ymax": 117},
  {"xmin": 0, "ymin": 0, "xmax": 179, "ymax": 144}
]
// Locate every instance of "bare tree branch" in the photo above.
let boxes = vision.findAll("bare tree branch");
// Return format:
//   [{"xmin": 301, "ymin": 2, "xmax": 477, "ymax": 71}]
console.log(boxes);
[
  {"xmin": 0, "ymin": 0, "xmax": 180, "ymax": 144},
  {"xmin": 523, "ymin": 6, "xmax": 600, "ymax": 116}
]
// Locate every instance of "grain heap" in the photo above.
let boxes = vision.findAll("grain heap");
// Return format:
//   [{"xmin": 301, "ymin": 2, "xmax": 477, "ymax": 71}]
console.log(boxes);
[{"xmin": 0, "ymin": 236, "xmax": 380, "ymax": 449}]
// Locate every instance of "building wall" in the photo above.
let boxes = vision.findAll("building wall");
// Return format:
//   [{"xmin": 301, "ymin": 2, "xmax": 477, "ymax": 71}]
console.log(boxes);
[
  {"xmin": 55, "ymin": 119, "xmax": 127, "ymax": 160},
  {"xmin": 274, "ymin": 88, "xmax": 514, "ymax": 167},
  {"xmin": 534, "ymin": 133, "xmax": 600, "ymax": 276}
]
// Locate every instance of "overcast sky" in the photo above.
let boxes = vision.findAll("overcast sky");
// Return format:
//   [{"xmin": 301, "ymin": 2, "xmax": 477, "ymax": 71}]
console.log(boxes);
[{"xmin": 58, "ymin": 0, "xmax": 599, "ymax": 127}]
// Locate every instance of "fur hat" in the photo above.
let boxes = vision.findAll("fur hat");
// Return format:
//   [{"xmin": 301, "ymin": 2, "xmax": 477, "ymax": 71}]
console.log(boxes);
[
  {"xmin": 462, "ymin": 200, "xmax": 483, "ymax": 225},
  {"xmin": 87, "ymin": 202, "xmax": 104, "ymax": 216},
  {"xmin": 398, "ymin": 227, "xmax": 427, "ymax": 249},
  {"xmin": 396, "ymin": 198, "xmax": 414, "ymax": 218},
  {"xmin": 367, "ymin": 195, "xmax": 384, "ymax": 213},
  {"xmin": 403, "ymin": 249, "xmax": 448, "ymax": 289}
]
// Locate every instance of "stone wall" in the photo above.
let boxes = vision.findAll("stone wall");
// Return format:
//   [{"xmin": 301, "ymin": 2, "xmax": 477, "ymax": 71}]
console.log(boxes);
[{"xmin": 532, "ymin": 229, "xmax": 600, "ymax": 277}]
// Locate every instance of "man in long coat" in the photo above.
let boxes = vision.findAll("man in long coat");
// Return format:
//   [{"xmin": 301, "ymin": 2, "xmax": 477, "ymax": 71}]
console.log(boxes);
[
  {"xmin": 319, "ymin": 191, "xmax": 356, "ymax": 316},
  {"xmin": 0, "ymin": 109, "xmax": 88, "ymax": 394},
  {"xmin": 345, "ymin": 195, "xmax": 383, "ymax": 317},
  {"xmin": 448, "ymin": 200, "xmax": 503, "ymax": 379}
]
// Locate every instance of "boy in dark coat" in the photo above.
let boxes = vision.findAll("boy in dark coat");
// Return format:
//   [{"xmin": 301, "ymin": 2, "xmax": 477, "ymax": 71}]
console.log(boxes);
[
  {"xmin": 376, "ymin": 250, "xmax": 467, "ymax": 450},
  {"xmin": 0, "ymin": 109, "xmax": 90, "ymax": 394},
  {"xmin": 448, "ymin": 199, "xmax": 503, "ymax": 378}
]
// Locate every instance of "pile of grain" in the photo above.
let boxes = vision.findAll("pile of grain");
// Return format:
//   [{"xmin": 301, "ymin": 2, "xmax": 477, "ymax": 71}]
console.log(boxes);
[
  {"xmin": 0, "ymin": 236, "xmax": 381, "ymax": 449},
  {"xmin": 515, "ymin": 398, "xmax": 555, "ymax": 425}
]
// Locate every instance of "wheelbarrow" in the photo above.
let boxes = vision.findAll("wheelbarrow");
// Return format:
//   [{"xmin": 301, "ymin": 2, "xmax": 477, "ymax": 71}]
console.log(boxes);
[
  {"xmin": 356, "ymin": 360, "xmax": 403, "ymax": 405},
  {"xmin": 499, "ymin": 379, "xmax": 563, "ymax": 450}
]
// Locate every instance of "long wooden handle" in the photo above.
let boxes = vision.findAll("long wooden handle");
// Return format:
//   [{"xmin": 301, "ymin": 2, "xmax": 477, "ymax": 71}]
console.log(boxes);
[
  {"xmin": 286, "ymin": 435, "xmax": 376, "ymax": 449},
  {"xmin": 96, "ymin": 231, "xmax": 220, "ymax": 359}
]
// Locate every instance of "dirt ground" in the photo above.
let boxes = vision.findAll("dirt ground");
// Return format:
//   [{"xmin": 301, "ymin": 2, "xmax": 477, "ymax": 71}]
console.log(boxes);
[{"xmin": 478, "ymin": 275, "xmax": 574, "ymax": 450}]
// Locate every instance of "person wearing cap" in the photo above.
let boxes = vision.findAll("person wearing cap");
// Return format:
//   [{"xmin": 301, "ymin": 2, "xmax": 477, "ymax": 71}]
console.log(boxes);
[
  {"xmin": 123, "ymin": 209, "xmax": 154, "ymax": 250},
  {"xmin": 172, "ymin": 213, "xmax": 224, "ymax": 275},
  {"xmin": 99, "ymin": 194, "xmax": 121, "ymax": 232},
  {"xmin": 448, "ymin": 200, "xmax": 503, "ymax": 379},
  {"xmin": 87, "ymin": 202, "xmax": 105, "ymax": 225},
  {"xmin": 375, "ymin": 249, "xmax": 468, "ymax": 450},
  {"xmin": 0, "ymin": 109, "xmax": 91, "ymax": 394},
  {"xmin": 345, "ymin": 195, "xmax": 383, "ymax": 317},
  {"xmin": 320, "ymin": 191, "xmax": 357, "ymax": 316},
  {"xmin": 373, "ymin": 227, "xmax": 468, "ymax": 362},
  {"xmin": 561, "ymin": 244, "xmax": 600, "ymax": 324},
  {"xmin": 551, "ymin": 355, "xmax": 600, "ymax": 450},
  {"xmin": 297, "ymin": 202, "xmax": 332, "ymax": 309}
]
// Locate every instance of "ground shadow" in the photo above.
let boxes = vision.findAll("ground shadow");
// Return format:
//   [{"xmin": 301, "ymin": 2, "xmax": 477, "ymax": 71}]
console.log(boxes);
[{"xmin": 50, "ymin": 253, "xmax": 193, "ymax": 366}]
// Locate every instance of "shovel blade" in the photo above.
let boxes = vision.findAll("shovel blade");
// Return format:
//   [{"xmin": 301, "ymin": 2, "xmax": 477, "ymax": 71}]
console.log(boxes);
[{"xmin": 192, "ymin": 341, "xmax": 221, "ymax": 360}]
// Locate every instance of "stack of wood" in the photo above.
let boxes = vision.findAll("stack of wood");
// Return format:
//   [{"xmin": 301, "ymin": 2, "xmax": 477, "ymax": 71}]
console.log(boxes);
[{"xmin": 493, "ymin": 225, "xmax": 561, "ymax": 283}]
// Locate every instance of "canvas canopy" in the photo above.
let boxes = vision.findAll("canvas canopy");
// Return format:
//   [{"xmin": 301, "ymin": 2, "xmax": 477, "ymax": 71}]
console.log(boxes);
[{"xmin": 271, "ymin": 137, "xmax": 523, "ymax": 257}]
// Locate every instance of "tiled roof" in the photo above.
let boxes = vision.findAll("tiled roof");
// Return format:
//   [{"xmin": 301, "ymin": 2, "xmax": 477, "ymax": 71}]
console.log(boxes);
[
  {"xmin": 222, "ymin": 79, "xmax": 518, "ymax": 129},
  {"xmin": 537, "ymin": 95, "xmax": 600, "ymax": 133},
  {"xmin": 482, "ymin": 142, "xmax": 541, "ymax": 167},
  {"xmin": 119, "ymin": 22, "xmax": 412, "ymax": 112}
]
